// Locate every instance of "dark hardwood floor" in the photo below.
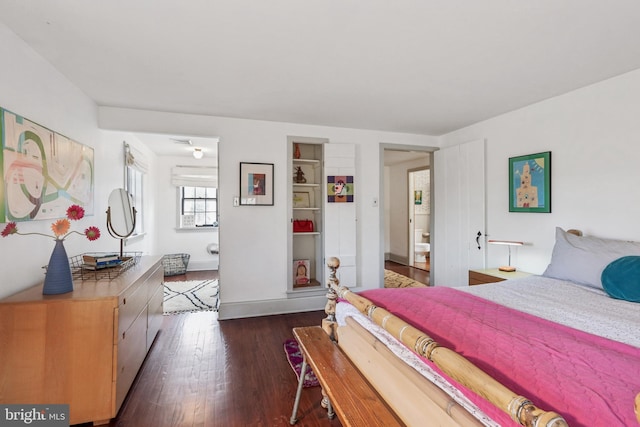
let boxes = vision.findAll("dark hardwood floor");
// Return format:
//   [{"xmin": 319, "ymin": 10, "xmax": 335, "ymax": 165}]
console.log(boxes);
[
  {"xmin": 81, "ymin": 270, "xmax": 342, "ymax": 427},
  {"xmin": 81, "ymin": 266, "xmax": 429, "ymax": 426},
  {"xmin": 385, "ymin": 260, "xmax": 430, "ymax": 286}
]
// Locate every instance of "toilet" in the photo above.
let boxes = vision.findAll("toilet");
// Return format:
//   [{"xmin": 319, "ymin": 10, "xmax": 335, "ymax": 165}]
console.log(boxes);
[{"xmin": 414, "ymin": 229, "xmax": 430, "ymax": 263}]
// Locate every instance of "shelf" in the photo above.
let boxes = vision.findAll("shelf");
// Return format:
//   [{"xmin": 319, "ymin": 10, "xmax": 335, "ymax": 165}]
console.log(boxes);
[
  {"xmin": 293, "ymin": 278, "xmax": 321, "ymax": 289},
  {"xmin": 293, "ymin": 158, "xmax": 320, "ymax": 165},
  {"xmin": 290, "ymin": 139, "xmax": 325, "ymax": 298},
  {"xmin": 293, "ymin": 182, "xmax": 320, "ymax": 187}
]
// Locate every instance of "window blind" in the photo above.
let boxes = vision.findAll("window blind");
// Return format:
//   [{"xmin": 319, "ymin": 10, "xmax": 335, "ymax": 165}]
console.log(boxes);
[{"xmin": 171, "ymin": 166, "xmax": 218, "ymax": 187}]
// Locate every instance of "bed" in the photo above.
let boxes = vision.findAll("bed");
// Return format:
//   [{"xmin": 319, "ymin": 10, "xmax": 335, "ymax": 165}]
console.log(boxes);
[{"xmin": 320, "ymin": 228, "xmax": 640, "ymax": 427}]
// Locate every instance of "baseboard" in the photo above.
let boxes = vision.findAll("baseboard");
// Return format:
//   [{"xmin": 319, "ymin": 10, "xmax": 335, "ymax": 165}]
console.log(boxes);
[
  {"xmin": 188, "ymin": 259, "xmax": 219, "ymax": 271},
  {"xmin": 387, "ymin": 253, "xmax": 409, "ymax": 265},
  {"xmin": 218, "ymin": 295, "xmax": 327, "ymax": 320}
]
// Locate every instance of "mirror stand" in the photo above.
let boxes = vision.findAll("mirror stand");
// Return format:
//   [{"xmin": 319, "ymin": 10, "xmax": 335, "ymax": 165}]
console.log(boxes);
[
  {"xmin": 106, "ymin": 206, "xmax": 137, "ymax": 258},
  {"xmin": 106, "ymin": 188, "xmax": 138, "ymax": 258}
]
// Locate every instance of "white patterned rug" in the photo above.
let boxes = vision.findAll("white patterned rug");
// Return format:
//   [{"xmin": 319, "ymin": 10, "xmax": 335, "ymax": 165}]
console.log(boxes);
[
  {"xmin": 384, "ymin": 269, "xmax": 428, "ymax": 288},
  {"xmin": 163, "ymin": 279, "xmax": 219, "ymax": 315}
]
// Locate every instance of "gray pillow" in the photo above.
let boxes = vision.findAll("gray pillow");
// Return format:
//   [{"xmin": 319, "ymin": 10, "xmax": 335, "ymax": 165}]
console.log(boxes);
[{"xmin": 542, "ymin": 227, "xmax": 640, "ymax": 289}]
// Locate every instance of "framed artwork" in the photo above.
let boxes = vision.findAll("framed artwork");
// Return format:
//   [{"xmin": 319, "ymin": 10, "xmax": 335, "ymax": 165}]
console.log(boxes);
[
  {"xmin": 292, "ymin": 191, "xmax": 310, "ymax": 208},
  {"xmin": 239, "ymin": 162, "xmax": 274, "ymax": 206},
  {"xmin": 293, "ymin": 259, "xmax": 310, "ymax": 285},
  {"xmin": 414, "ymin": 190, "xmax": 422, "ymax": 205},
  {"xmin": 509, "ymin": 151, "xmax": 551, "ymax": 213},
  {"xmin": 1, "ymin": 107, "xmax": 95, "ymax": 222},
  {"xmin": 327, "ymin": 175, "xmax": 354, "ymax": 203}
]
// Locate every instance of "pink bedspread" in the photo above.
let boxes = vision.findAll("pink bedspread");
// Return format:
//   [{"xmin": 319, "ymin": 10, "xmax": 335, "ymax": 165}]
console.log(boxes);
[{"xmin": 358, "ymin": 287, "xmax": 640, "ymax": 427}]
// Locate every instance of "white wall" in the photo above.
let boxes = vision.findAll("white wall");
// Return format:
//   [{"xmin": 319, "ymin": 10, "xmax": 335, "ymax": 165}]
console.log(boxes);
[
  {"xmin": 386, "ymin": 157, "xmax": 430, "ymax": 262},
  {"xmin": 0, "ymin": 23, "xmax": 155, "ymax": 299},
  {"xmin": 387, "ymin": 161, "xmax": 410, "ymax": 259},
  {"xmin": 0, "ymin": 20, "xmax": 436, "ymax": 312},
  {"xmin": 11, "ymin": 12, "xmax": 639, "ymax": 314},
  {"xmin": 99, "ymin": 107, "xmax": 437, "ymax": 318},
  {"xmin": 440, "ymin": 68, "xmax": 640, "ymax": 274},
  {"xmin": 384, "ymin": 166, "xmax": 391, "ymax": 254}
]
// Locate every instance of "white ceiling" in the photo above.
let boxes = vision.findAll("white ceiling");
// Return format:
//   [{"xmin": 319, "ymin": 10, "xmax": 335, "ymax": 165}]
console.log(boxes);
[
  {"xmin": 3, "ymin": 1, "xmax": 640, "ymax": 155},
  {"xmin": 133, "ymin": 133, "xmax": 219, "ymax": 159}
]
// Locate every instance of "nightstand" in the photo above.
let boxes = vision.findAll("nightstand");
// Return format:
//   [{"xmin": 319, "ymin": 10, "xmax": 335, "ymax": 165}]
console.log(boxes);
[{"xmin": 468, "ymin": 268, "xmax": 533, "ymax": 286}]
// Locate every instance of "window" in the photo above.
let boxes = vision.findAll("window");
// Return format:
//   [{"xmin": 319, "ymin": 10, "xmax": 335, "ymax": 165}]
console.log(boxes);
[
  {"xmin": 126, "ymin": 165, "xmax": 144, "ymax": 236},
  {"xmin": 179, "ymin": 186, "xmax": 218, "ymax": 228},
  {"xmin": 124, "ymin": 143, "xmax": 148, "ymax": 237}
]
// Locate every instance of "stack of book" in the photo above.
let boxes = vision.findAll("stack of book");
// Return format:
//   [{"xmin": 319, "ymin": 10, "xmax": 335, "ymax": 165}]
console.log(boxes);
[{"xmin": 82, "ymin": 253, "xmax": 122, "ymax": 270}]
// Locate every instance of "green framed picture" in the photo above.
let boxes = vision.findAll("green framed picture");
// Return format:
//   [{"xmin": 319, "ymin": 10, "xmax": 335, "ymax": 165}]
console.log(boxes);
[{"xmin": 509, "ymin": 151, "xmax": 551, "ymax": 213}]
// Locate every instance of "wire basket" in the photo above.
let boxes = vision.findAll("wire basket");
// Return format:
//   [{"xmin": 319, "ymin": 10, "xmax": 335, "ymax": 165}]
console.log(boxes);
[
  {"xmin": 67, "ymin": 252, "xmax": 143, "ymax": 280},
  {"xmin": 162, "ymin": 253, "xmax": 190, "ymax": 276}
]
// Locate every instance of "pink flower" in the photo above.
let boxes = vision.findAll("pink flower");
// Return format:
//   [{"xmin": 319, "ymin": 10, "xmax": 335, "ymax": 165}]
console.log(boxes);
[
  {"xmin": 85, "ymin": 226, "xmax": 101, "ymax": 241},
  {"xmin": 66, "ymin": 205, "xmax": 85, "ymax": 220},
  {"xmin": 1, "ymin": 222, "xmax": 17, "ymax": 237},
  {"xmin": 1, "ymin": 204, "xmax": 100, "ymax": 242}
]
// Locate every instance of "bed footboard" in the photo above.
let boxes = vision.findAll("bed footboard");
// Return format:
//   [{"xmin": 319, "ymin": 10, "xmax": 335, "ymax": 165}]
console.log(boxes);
[{"xmin": 323, "ymin": 257, "xmax": 568, "ymax": 427}]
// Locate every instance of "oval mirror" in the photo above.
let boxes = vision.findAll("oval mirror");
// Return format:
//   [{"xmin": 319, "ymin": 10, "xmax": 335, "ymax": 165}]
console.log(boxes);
[{"xmin": 107, "ymin": 188, "xmax": 136, "ymax": 237}]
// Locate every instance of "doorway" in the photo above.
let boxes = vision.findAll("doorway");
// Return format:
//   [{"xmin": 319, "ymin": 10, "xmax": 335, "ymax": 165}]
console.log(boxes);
[
  {"xmin": 381, "ymin": 146, "xmax": 433, "ymax": 281},
  {"xmin": 409, "ymin": 167, "xmax": 430, "ymax": 271}
]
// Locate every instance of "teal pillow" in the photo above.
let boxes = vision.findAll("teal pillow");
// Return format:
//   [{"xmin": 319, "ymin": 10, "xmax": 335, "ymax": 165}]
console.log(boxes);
[{"xmin": 601, "ymin": 256, "xmax": 640, "ymax": 302}]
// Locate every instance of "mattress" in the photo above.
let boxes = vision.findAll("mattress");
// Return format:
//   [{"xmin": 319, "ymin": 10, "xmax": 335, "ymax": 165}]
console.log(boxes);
[
  {"xmin": 336, "ymin": 276, "xmax": 640, "ymax": 426},
  {"xmin": 459, "ymin": 275, "xmax": 640, "ymax": 348}
]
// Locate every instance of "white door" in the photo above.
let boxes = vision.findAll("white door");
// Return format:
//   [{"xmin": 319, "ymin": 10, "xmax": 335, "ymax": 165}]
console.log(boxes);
[
  {"xmin": 324, "ymin": 143, "xmax": 357, "ymax": 287},
  {"xmin": 433, "ymin": 139, "xmax": 486, "ymax": 286}
]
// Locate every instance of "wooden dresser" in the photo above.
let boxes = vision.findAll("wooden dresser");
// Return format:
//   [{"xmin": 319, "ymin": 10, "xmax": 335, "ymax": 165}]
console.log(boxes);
[{"xmin": 0, "ymin": 256, "xmax": 163, "ymax": 426}]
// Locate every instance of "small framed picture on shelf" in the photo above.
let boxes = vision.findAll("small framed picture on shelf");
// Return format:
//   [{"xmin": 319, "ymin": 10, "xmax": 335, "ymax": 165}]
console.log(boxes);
[
  {"xmin": 292, "ymin": 191, "xmax": 311, "ymax": 208},
  {"xmin": 293, "ymin": 259, "xmax": 310, "ymax": 285}
]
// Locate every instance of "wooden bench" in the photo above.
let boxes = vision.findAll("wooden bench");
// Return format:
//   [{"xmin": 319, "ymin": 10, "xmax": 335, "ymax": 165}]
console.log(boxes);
[{"xmin": 290, "ymin": 326, "xmax": 404, "ymax": 426}]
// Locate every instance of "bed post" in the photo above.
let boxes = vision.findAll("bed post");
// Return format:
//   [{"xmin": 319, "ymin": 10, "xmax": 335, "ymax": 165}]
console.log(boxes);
[
  {"xmin": 315, "ymin": 257, "xmax": 342, "ymax": 416},
  {"xmin": 322, "ymin": 257, "xmax": 340, "ymax": 342}
]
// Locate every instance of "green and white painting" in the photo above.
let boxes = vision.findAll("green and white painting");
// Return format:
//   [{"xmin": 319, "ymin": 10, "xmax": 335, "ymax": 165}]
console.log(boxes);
[{"xmin": 1, "ymin": 107, "xmax": 94, "ymax": 222}]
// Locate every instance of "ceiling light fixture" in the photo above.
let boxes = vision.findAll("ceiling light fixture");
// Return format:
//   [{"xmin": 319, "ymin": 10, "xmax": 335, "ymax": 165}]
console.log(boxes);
[{"xmin": 193, "ymin": 148, "xmax": 204, "ymax": 159}]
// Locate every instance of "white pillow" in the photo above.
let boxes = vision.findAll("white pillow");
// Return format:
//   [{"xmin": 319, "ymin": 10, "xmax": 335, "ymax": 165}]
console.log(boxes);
[{"xmin": 542, "ymin": 227, "xmax": 640, "ymax": 289}]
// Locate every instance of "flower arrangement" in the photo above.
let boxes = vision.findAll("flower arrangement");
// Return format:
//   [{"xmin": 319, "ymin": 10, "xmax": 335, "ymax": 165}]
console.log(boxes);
[{"xmin": 1, "ymin": 205, "xmax": 101, "ymax": 241}]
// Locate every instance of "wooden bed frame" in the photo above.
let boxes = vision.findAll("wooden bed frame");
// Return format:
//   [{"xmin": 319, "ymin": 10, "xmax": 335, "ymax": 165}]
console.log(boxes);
[{"xmin": 320, "ymin": 257, "xmax": 640, "ymax": 427}]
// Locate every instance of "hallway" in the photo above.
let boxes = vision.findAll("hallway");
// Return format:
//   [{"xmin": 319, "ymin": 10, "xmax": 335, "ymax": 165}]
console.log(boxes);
[{"xmin": 385, "ymin": 260, "xmax": 430, "ymax": 286}]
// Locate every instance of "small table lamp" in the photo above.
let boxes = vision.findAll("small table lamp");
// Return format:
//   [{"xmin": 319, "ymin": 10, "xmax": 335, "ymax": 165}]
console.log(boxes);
[{"xmin": 488, "ymin": 240, "xmax": 524, "ymax": 272}]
